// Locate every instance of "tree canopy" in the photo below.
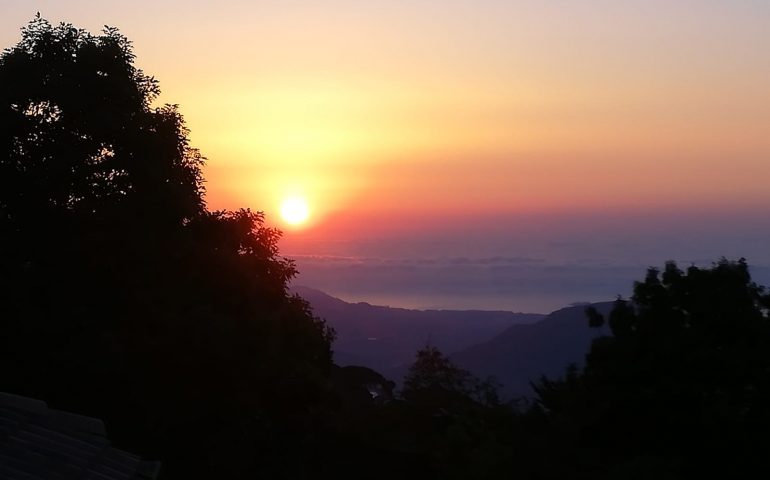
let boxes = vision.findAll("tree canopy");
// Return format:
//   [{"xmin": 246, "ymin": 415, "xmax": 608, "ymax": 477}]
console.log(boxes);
[
  {"xmin": 0, "ymin": 17, "xmax": 333, "ymax": 479},
  {"xmin": 402, "ymin": 345, "xmax": 500, "ymax": 408},
  {"xmin": 534, "ymin": 258, "xmax": 770, "ymax": 478},
  {"xmin": 0, "ymin": 15, "xmax": 203, "ymax": 229}
]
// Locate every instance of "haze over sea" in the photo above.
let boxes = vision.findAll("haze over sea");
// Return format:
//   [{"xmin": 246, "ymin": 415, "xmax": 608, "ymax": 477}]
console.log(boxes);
[{"xmin": 283, "ymin": 209, "xmax": 770, "ymax": 313}]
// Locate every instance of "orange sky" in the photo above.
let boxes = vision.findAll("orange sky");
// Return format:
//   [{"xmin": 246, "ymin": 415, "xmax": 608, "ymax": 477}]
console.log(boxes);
[{"xmin": 3, "ymin": 1, "xmax": 769, "ymax": 235}]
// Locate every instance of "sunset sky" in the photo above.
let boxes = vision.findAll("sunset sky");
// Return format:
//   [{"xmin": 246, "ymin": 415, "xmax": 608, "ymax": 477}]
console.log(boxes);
[{"xmin": 3, "ymin": 1, "xmax": 769, "ymax": 310}]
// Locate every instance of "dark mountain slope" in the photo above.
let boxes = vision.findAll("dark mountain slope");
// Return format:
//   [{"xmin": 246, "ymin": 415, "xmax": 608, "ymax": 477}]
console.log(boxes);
[
  {"xmin": 451, "ymin": 302, "xmax": 613, "ymax": 398},
  {"xmin": 293, "ymin": 285, "xmax": 543, "ymax": 372}
]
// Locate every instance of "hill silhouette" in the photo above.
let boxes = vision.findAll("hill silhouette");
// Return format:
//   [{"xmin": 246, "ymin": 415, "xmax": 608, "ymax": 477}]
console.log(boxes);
[
  {"xmin": 293, "ymin": 285, "xmax": 543, "ymax": 371},
  {"xmin": 450, "ymin": 302, "xmax": 612, "ymax": 398},
  {"xmin": 294, "ymin": 286, "xmax": 613, "ymax": 398}
]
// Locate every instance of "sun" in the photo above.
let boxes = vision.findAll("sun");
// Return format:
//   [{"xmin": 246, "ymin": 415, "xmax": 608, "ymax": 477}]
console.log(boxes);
[{"xmin": 280, "ymin": 196, "xmax": 310, "ymax": 226}]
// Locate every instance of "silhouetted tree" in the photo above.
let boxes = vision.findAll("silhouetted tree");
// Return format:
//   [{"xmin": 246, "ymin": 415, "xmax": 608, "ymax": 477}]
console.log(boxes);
[
  {"xmin": 533, "ymin": 258, "xmax": 770, "ymax": 478},
  {"xmin": 402, "ymin": 345, "xmax": 499, "ymax": 408},
  {"xmin": 0, "ymin": 17, "xmax": 333, "ymax": 479},
  {"xmin": 392, "ymin": 346, "xmax": 515, "ymax": 479},
  {"xmin": 0, "ymin": 15, "xmax": 203, "ymax": 229}
]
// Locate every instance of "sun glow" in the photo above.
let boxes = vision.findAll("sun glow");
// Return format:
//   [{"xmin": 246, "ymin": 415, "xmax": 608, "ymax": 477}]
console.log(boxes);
[{"xmin": 280, "ymin": 196, "xmax": 310, "ymax": 226}]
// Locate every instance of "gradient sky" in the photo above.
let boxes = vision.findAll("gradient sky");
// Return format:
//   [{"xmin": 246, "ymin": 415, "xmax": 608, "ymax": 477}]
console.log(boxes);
[
  {"xmin": 3, "ymin": 1, "xmax": 768, "ymax": 227},
  {"xmin": 3, "ymin": 2, "xmax": 770, "ymax": 311}
]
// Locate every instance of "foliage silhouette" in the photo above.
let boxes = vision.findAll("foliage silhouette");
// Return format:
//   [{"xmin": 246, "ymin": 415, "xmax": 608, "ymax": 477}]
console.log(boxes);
[
  {"xmin": 533, "ymin": 258, "xmax": 770, "ymax": 478},
  {"xmin": 402, "ymin": 345, "xmax": 500, "ymax": 408},
  {"xmin": 0, "ymin": 17, "xmax": 333, "ymax": 479},
  {"xmin": 387, "ymin": 346, "xmax": 514, "ymax": 479},
  {"xmin": 0, "ymin": 15, "xmax": 203, "ymax": 226}
]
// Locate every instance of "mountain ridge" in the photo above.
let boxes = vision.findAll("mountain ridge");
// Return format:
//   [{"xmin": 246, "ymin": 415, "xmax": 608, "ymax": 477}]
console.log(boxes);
[
  {"xmin": 450, "ymin": 302, "xmax": 613, "ymax": 398},
  {"xmin": 294, "ymin": 285, "xmax": 615, "ymax": 399},
  {"xmin": 292, "ymin": 285, "xmax": 544, "ymax": 371}
]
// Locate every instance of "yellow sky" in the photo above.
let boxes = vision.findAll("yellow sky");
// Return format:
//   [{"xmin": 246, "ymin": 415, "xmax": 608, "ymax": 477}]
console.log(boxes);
[{"xmin": 2, "ymin": 1, "xmax": 769, "ymax": 231}]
